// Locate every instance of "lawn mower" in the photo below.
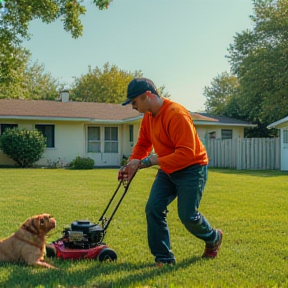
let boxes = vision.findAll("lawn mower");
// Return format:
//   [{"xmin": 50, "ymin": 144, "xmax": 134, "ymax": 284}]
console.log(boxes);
[{"xmin": 46, "ymin": 170, "xmax": 135, "ymax": 262}]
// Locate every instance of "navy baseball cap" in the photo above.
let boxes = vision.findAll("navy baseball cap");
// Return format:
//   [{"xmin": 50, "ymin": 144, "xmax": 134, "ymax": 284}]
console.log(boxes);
[{"xmin": 122, "ymin": 78, "xmax": 159, "ymax": 106}]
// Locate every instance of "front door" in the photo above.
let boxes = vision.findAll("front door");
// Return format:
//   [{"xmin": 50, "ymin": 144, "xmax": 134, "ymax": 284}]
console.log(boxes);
[{"xmin": 86, "ymin": 126, "xmax": 120, "ymax": 167}]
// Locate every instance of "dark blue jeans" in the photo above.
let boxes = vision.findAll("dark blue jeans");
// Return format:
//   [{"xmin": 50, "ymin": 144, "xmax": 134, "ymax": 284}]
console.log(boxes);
[{"xmin": 145, "ymin": 164, "xmax": 216, "ymax": 263}]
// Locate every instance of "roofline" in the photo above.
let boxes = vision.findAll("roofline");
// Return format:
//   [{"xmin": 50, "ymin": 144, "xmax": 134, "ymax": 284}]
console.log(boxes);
[
  {"xmin": 0, "ymin": 116, "xmax": 88, "ymax": 121},
  {"xmin": 122, "ymin": 115, "xmax": 143, "ymax": 122},
  {"xmin": 193, "ymin": 121, "xmax": 257, "ymax": 127},
  {"xmin": 0, "ymin": 115, "xmax": 256, "ymax": 127},
  {"xmin": 267, "ymin": 116, "xmax": 288, "ymax": 129},
  {"xmin": 0, "ymin": 115, "xmax": 143, "ymax": 124}
]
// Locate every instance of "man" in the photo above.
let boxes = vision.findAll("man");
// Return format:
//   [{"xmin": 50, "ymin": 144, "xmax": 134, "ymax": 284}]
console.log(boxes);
[{"xmin": 121, "ymin": 77, "xmax": 222, "ymax": 266}]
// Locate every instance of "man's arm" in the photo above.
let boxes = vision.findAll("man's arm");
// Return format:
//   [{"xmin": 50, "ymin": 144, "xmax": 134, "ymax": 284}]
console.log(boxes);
[{"xmin": 120, "ymin": 154, "xmax": 159, "ymax": 182}]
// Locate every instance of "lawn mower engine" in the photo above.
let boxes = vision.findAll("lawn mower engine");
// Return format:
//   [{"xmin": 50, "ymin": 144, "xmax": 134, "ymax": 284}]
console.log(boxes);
[{"xmin": 62, "ymin": 220, "xmax": 105, "ymax": 249}]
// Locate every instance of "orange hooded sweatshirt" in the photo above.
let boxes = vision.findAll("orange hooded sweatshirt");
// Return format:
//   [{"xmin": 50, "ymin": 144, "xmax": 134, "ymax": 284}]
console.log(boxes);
[{"xmin": 130, "ymin": 98, "xmax": 208, "ymax": 174}]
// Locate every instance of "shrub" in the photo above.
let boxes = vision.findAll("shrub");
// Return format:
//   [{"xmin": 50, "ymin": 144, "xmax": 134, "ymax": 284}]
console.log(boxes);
[
  {"xmin": 120, "ymin": 155, "xmax": 129, "ymax": 166},
  {"xmin": 0, "ymin": 127, "xmax": 46, "ymax": 168},
  {"xmin": 120, "ymin": 158, "xmax": 128, "ymax": 166},
  {"xmin": 71, "ymin": 156, "xmax": 94, "ymax": 169}
]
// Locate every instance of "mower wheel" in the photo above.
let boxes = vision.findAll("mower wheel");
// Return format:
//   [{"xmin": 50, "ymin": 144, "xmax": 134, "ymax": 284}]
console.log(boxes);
[{"xmin": 98, "ymin": 248, "xmax": 117, "ymax": 262}]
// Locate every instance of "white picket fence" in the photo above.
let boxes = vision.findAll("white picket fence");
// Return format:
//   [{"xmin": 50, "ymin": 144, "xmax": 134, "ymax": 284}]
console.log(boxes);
[{"xmin": 203, "ymin": 138, "xmax": 280, "ymax": 170}]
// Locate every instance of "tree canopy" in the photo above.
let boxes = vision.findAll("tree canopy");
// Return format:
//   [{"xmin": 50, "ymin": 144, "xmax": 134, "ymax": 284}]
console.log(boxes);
[
  {"xmin": 70, "ymin": 63, "xmax": 142, "ymax": 103},
  {"xmin": 0, "ymin": 0, "xmax": 112, "ymax": 84},
  {"xmin": 70, "ymin": 62, "xmax": 171, "ymax": 103},
  {"xmin": 204, "ymin": 72, "xmax": 239, "ymax": 115},
  {"xmin": 0, "ymin": 0, "xmax": 171, "ymax": 104},
  {"xmin": 0, "ymin": 48, "xmax": 63, "ymax": 100},
  {"xmin": 204, "ymin": 0, "xmax": 288, "ymax": 137}
]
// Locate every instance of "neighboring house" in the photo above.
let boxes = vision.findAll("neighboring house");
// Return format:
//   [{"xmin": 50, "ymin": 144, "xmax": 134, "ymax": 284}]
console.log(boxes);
[
  {"xmin": 191, "ymin": 112, "xmax": 256, "ymax": 141},
  {"xmin": 0, "ymin": 98, "xmax": 256, "ymax": 167},
  {"xmin": 267, "ymin": 117, "xmax": 288, "ymax": 171}
]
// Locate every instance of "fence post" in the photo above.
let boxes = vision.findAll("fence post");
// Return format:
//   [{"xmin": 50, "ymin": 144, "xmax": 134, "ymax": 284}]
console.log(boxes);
[{"xmin": 236, "ymin": 138, "xmax": 242, "ymax": 170}]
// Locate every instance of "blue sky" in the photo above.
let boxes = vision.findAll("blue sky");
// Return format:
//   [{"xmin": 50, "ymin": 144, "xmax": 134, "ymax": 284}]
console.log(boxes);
[{"xmin": 23, "ymin": 0, "xmax": 254, "ymax": 112}]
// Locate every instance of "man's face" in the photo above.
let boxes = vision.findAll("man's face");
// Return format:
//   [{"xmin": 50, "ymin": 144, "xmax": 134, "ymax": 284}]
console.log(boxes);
[{"xmin": 131, "ymin": 92, "xmax": 148, "ymax": 113}]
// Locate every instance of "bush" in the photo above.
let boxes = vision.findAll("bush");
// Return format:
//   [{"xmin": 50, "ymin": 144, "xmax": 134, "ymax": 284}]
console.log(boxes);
[
  {"xmin": 0, "ymin": 128, "xmax": 46, "ymax": 168},
  {"xmin": 120, "ymin": 158, "xmax": 128, "ymax": 166},
  {"xmin": 70, "ymin": 156, "xmax": 94, "ymax": 169},
  {"xmin": 120, "ymin": 155, "xmax": 129, "ymax": 166}
]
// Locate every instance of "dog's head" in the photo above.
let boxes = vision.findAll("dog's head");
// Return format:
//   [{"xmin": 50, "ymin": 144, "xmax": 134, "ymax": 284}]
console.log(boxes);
[{"xmin": 21, "ymin": 214, "xmax": 56, "ymax": 236}]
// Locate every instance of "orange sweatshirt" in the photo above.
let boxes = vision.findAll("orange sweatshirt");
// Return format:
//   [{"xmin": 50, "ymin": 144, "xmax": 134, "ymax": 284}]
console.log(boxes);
[{"xmin": 130, "ymin": 98, "xmax": 208, "ymax": 174}]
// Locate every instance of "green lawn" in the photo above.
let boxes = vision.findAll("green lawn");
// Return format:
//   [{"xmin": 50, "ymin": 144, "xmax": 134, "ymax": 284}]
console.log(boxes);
[{"xmin": 0, "ymin": 168, "xmax": 287, "ymax": 288}]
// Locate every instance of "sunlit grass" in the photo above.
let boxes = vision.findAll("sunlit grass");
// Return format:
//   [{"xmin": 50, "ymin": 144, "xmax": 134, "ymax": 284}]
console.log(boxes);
[{"xmin": 0, "ymin": 168, "xmax": 287, "ymax": 288}]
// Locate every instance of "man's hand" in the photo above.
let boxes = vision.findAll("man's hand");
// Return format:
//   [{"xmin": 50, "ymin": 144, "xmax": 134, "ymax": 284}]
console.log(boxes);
[
  {"xmin": 119, "ymin": 159, "xmax": 140, "ymax": 182},
  {"xmin": 118, "ymin": 155, "xmax": 159, "ymax": 182}
]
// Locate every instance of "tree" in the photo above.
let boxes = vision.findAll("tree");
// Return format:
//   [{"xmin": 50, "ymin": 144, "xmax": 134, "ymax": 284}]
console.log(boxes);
[
  {"xmin": 21, "ymin": 60, "xmax": 64, "ymax": 100},
  {"xmin": 209, "ymin": 0, "xmax": 288, "ymax": 137},
  {"xmin": 70, "ymin": 62, "xmax": 171, "ymax": 103},
  {"xmin": 204, "ymin": 72, "xmax": 239, "ymax": 115},
  {"xmin": 0, "ymin": 128, "xmax": 46, "ymax": 168},
  {"xmin": 0, "ymin": 0, "xmax": 113, "ymax": 84},
  {"xmin": 0, "ymin": 49, "xmax": 64, "ymax": 100},
  {"xmin": 70, "ymin": 63, "xmax": 142, "ymax": 103}
]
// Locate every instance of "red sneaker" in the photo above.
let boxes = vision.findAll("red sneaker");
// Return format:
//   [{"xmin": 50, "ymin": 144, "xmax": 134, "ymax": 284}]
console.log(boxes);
[{"xmin": 202, "ymin": 229, "xmax": 223, "ymax": 258}]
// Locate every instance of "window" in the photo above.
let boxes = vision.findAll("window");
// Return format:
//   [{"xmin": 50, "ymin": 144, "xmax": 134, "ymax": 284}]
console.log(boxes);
[
  {"xmin": 87, "ymin": 127, "xmax": 101, "ymax": 153},
  {"xmin": 221, "ymin": 129, "xmax": 232, "ymax": 140},
  {"xmin": 35, "ymin": 124, "xmax": 55, "ymax": 148},
  {"xmin": 0, "ymin": 124, "xmax": 18, "ymax": 135},
  {"xmin": 209, "ymin": 131, "xmax": 216, "ymax": 139},
  {"xmin": 129, "ymin": 125, "xmax": 133, "ymax": 142},
  {"xmin": 104, "ymin": 127, "xmax": 118, "ymax": 153},
  {"xmin": 283, "ymin": 129, "xmax": 288, "ymax": 144}
]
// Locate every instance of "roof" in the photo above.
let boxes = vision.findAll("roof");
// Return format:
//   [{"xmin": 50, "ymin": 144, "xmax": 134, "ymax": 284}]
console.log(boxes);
[
  {"xmin": 267, "ymin": 116, "xmax": 288, "ymax": 129},
  {"xmin": 191, "ymin": 112, "xmax": 218, "ymax": 122},
  {"xmin": 192, "ymin": 112, "xmax": 257, "ymax": 127},
  {"xmin": 0, "ymin": 99, "xmax": 141, "ymax": 123},
  {"xmin": 0, "ymin": 99, "xmax": 256, "ymax": 127}
]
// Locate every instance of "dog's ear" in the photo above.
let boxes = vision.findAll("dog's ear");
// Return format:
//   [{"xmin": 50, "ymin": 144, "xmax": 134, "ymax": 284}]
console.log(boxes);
[
  {"xmin": 21, "ymin": 214, "xmax": 55, "ymax": 236},
  {"xmin": 21, "ymin": 217, "xmax": 39, "ymax": 235}
]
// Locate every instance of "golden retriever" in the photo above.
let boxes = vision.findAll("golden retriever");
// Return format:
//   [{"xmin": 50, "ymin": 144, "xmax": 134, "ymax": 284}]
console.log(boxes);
[{"xmin": 0, "ymin": 213, "xmax": 56, "ymax": 269}]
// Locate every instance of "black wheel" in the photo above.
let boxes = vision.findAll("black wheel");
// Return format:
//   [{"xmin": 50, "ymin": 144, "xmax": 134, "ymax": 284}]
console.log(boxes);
[
  {"xmin": 45, "ymin": 244, "xmax": 56, "ymax": 258},
  {"xmin": 98, "ymin": 248, "xmax": 117, "ymax": 262}
]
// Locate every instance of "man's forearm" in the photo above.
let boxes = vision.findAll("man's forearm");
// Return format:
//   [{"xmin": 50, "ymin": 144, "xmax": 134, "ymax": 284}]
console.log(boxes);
[{"xmin": 139, "ymin": 154, "xmax": 159, "ymax": 168}]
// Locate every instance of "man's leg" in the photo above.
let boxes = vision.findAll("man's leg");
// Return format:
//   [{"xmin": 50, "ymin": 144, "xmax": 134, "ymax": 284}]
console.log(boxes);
[
  {"xmin": 145, "ymin": 169, "xmax": 176, "ymax": 264},
  {"xmin": 172, "ymin": 165, "xmax": 218, "ymax": 243}
]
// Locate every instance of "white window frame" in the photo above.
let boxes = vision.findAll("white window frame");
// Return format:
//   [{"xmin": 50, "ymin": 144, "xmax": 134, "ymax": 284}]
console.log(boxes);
[{"xmin": 87, "ymin": 127, "xmax": 101, "ymax": 153}]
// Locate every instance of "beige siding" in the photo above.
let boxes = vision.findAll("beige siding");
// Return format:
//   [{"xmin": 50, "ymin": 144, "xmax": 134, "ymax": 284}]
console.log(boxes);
[
  {"xmin": 0, "ymin": 120, "xmax": 85, "ymax": 167},
  {"xmin": 195, "ymin": 125, "xmax": 244, "ymax": 140},
  {"xmin": 39, "ymin": 122, "xmax": 85, "ymax": 166}
]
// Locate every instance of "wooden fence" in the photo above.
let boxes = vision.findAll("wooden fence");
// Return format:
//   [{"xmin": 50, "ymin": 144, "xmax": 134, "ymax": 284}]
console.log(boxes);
[{"xmin": 203, "ymin": 138, "xmax": 280, "ymax": 170}]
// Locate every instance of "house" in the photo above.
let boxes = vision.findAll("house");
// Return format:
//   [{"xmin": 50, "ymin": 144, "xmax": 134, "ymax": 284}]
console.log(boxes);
[
  {"xmin": 0, "ymin": 98, "xmax": 256, "ymax": 167},
  {"xmin": 267, "ymin": 117, "xmax": 288, "ymax": 171},
  {"xmin": 190, "ymin": 112, "xmax": 256, "ymax": 140}
]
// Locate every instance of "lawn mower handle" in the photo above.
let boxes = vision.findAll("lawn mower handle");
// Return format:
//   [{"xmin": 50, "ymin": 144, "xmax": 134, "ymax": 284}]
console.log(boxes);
[{"xmin": 98, "ymin": 169, "xmax": 137, "ymax": 231}]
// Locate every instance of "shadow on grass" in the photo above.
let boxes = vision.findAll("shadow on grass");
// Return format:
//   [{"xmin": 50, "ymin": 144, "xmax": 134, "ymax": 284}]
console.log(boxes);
[
  {"xmin": 0, "ymin": 256, "xmax": 200, "ymax": 288},
  {"xmin": 209, "ymin": 168, "xmax": 288, "ymax": 178}
]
